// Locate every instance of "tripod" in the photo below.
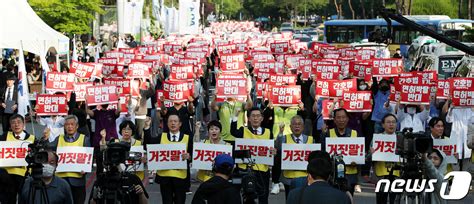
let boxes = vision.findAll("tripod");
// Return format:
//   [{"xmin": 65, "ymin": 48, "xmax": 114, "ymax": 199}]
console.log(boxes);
[{"xmin": 27, "ymin": 179, "xmax": 50, "ymax": 204}]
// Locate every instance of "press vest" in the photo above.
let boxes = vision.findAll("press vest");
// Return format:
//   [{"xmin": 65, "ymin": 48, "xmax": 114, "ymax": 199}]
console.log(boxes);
[
  {"xmin": 56, "ymin": 134, "xmax": 86, "ymax": 178},
  {"xmin": 157, "ymin": 133, "xmax": 189, "ymax": 179}
]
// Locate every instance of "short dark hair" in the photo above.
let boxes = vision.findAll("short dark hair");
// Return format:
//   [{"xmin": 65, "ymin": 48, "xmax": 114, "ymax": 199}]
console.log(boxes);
[
  {"xmin": 247, "ymin": 107, "xmax": 262, "ymax": 117},
  {"xmin": 429, "ymin": 117, "xmax": 444, "ymax": 128},
  {"xmin": 214, "ymin": 163, "xmax": 233, "ymax": 176},
  {"xmin": 308, "ymin": 150, "xmax": 331, "ymax": 163},
  {"xmin": 307, "ymin": 158, "xmax": 332, "ymax": 180},
  {"xmin": 382, "ymin": 113, "xmax": 397, "ymax": 124},
  {"xmin": 207, "ymin": 120, "xmax": 222, "ymax": 132},
  {"xmin": 9, "ymin": 114, "xmax": 24, "ymax": 123},
  {"xmin": 333, "ymin": 108, "xmax": 349, "ymax": 118},
  {"xmin": 167, "ymin": 112, "xmax": 181, "ymax": 122},
  {"xmin": 119, "ymin": 120, "xmax": 136, "ymax": 136}
]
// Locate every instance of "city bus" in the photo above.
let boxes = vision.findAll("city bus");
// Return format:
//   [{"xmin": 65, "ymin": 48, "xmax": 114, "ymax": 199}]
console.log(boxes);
[{"xmin": 323, "ymin": 16, "xmax": 474, "ymax": 55}]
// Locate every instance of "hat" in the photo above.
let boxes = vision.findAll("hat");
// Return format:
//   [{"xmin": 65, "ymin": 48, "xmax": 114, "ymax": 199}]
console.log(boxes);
[{"xmin": 214, "ymin": 154, "xmax": 234, "ymax": 168}]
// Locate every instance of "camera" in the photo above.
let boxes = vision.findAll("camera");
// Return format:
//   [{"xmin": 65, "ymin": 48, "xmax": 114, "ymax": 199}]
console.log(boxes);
[
  {"xmin": 330, "ymin": 154, "xmax": 350, "ymax": 192},
  {"xmin": 395, "ymin": 128, "xmax": 433, "ymax": 182},
  {"xmin": 231, "ymin": 150, "xmax": 259, "ymax": 202},
  {"xmin": 92, "ymin": 141, "xmax": 143, "ymax": 203},
  {"xmin": 25, "ymin": 139, "xmax": 50, "ymax": 180}
]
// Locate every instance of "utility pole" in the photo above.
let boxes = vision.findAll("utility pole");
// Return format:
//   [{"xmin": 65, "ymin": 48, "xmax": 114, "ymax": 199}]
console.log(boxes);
[{"xmin": 304, "ymin": 0, "xmax": 307, "ymax": 27}]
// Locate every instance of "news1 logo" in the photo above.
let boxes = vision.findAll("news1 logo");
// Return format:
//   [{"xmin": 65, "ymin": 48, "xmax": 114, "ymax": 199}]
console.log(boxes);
[{"xmin": 375, "ymin": 171, "xmax": 472, "ymax": 200}]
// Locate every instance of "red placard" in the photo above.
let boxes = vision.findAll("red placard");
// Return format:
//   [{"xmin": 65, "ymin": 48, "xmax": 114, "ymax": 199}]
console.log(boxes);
[
  {"xmin": 220, "ymin": 53, "xmax": 245, "ymax": 73},
  {"xmin": 342, "ymin": 91, "xmax": 372, "ymax": 112},
  {"xmin": 449, "ymin": 78, "xmax": 474, "ymax": 107},
  {"xmin": 253, "ymin": 53, "xmax": 274, "ymax": 61},
  {"xmin": 163, "ymin": 80, "xmax": 191, "ymax": 102},
  {"xmin": 256, "ymin": 82, "xmax": 268, "ymax": 99},
  {"xmin": 217, "ymin": 44, "xmax": 237, "ymax": 55},
  {"xmin": 85, "ymin": 85, "xmax": 118, "ymax": 106},
  {"xmin": 155, "ymin": 90, "xmax": 174, "ymax": 109},
  {"xmin": 45, "ymin": 72, "xmax": 75, "ymax": 92},
  {"xmin": 269, "ymin": 74, "xmax": 297, "ymax": 86},
  {"xmin": 436, "ymin": 80, "xmax": 450, "ymax": 99},
  {"xmin": 316, "ymin": 79, "xmax": 357, "ymax": 98},
  {"xmin": 397, "ymin": 76, "xmax": 431, "ymax": 105},
  {"xmin": 103, "ymin": 78, "xmax": 139, "ymax": 96},
  {"xmin": 74, "ymin": 82, "xmax": 93, "ymax": 101},
  {"xmin": 270, "ymin": 42, "xmax": 289, "ymax": 54},
  {"xmin": 170, "ymin": 64, "xmax": 194, "ymax": 80},
  {"xmin": 315, "ymin": 64, "xmax": 341, "ymax": 80},
  {"xmin": 108, "ymin": 95, "xmax": 129, "ymax": 114},
  {"xmin": 119, "ymin": 48, "xmax": 136, "ymax": 54},
  {"xmin": 268, "ymin": 85, "xmax": 301, "ymax": 107},
  {"xmin": 127, "ymin": 63, "xmax": 150, "ymax": 79},
  {"xmin": 399, "ymin": 71, "xmax": 438, "ymax": 85},
  {"xmin": 371, "ymin": 59, "xmax": 402, "ymax": 77},
  {"xmin": 70, "ymin": 61, "xmax": 102, "ymax": 79},
  {"xmin": 36, "ymin": 94, "xmax": 68, "ymax": 116},
  {"xmin": 216, "ymin": 76, "xmax": 248, "ymax": 102},
  {"xmin": 98, "ymin": 58, "xmax": 119, "ymax": 65},
  {"xmin": 163, "ymin": 44, "xmax": 182, "ymax": 54},
  {"xmin": 356, "ymin": 49, "xmax": 376, "ymax": 60},
  {"xmin": 322, "ymin": 99, "xmax": 340, "ymax": 120},
  {"xmin": 102, "ymin": 64, "xmax": 125, "ymax": 77},
  {"xmin": 299, "ymin": 59, "xmax": 313, "ymax": 80},
  {"xmin": 349, "ymin": 61, "xmax": 372, "ymax": 80},
  {"xmin": 104, "ymin": 51, "xmax": 124, "ymax": 58}
]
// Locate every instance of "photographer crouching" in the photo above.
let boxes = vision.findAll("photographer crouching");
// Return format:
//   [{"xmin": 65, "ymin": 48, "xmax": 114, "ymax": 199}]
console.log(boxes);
[{"xmin": 192, "ymin": 154, "xmax": 241, "ymax": 204}]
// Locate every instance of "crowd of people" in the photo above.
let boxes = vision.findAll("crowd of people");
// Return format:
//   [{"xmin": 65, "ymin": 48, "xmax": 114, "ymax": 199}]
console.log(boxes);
[{"xmin": 0, "ymin": 20, "xmax": 473, "ymax": 204}]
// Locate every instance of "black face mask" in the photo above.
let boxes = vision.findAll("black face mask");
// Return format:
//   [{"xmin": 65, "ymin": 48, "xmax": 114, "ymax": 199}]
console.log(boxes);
[{"xmin": 380, "ymin": 85, "xmax": 390, "ymax": 92}]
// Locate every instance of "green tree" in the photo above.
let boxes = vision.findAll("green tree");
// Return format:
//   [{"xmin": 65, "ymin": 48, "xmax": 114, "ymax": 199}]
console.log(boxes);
[
  {"xmin": 410, "ymin": 0, "xmax": 458, "ymax": 17},
  {"xmin": 211, "ymin": 0, "xmax": 242, "ymax": 18},
  {"xmin": 29, "ymin": 0, "xmax": 104, "ymax": 34}
]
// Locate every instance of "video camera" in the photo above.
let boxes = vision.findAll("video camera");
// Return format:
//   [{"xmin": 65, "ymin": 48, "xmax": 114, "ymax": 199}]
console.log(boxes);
[
  {"xmin": 25, "ymin": 139, "xmax": 50, "ymax": 180},
  {"xmin": 92, "ymin": 141, "xmax": 143, "ymax": 204},
  {"xmin": 231, "ymin": 150, "xmax": 259, "ymax": 202},
  {"xmin": 330, "ymin": 154, "xmax": 351, "ymax": 192},
  {"xmin": 395, "ymin": 128, "xmax": 433, "ymax": 180}
]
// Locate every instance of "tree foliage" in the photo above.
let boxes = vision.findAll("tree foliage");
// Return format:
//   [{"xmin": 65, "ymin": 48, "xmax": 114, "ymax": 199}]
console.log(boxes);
[{"xmin": 29, "ymin": 0, "xmax": 104, "ymax": 35}]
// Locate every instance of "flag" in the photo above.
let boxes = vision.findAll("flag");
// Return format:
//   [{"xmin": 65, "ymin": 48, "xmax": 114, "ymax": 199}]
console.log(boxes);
[
  {"xmin": 178, "ymin": 0, "xmax": 200, "ymax": 35},
  {"xmin": 117, "ymin": 37, "xmax": 126, "ymax": 49},
  {"xmin": 72, "ymin": 35, "xmax": 78, "ymax": 61},
  {"xmin": 17, "ymin": 45, "xmax": 30, "ymax": 117},
  {"xmin": 40, "ymin": 49, "xmax": 50, "ymax": 94}
]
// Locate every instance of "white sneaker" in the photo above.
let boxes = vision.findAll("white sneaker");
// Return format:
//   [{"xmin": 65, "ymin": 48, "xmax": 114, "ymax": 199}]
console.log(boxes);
[
  {"xmin": 355, "ymin": 184, "xmax": 362, "ymax": 193},
  {"xmin": 279, "ymin": 183, "xmax": 285, "ymax": 191},
  {"xmin": 270, "ymin": 183, "xmax": 280, "ymax": 194}
]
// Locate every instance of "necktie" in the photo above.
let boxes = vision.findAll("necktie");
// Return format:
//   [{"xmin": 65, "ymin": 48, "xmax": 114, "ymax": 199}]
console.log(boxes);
[
  {"xmin": 172, "ymin": 135, "xmax": 177, "ymax": 142},
  {"xmin": 7, "ymin": 88, "xmax": 11, "ymax": 101},
  {"xmin": 253, "ymin": 129, "xmax": 258, "ymax": 135},
  {"xmin": 15, "ymin": 135, "xmax": 20, "ymax": 140},
  {"xmin": 295, "ymin": 138, "xmax": 301, "ymax": 144}
]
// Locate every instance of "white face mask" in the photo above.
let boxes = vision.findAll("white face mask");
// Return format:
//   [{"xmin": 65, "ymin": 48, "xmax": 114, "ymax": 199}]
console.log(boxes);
[
  {"xmin": 42, "ymin": 164, "xmax": 55, "ymax": 178},
  {"xmin": 407, "ymin": 107, "xmax": 416, "ymax": 114},
  {"xmin": 359, "ymin": 84, "xmax": 367, "ymax": 90}
]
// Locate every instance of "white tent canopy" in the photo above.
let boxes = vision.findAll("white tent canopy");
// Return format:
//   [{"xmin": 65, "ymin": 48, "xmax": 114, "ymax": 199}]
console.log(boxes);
[{"xmin": 0, "ymin": 0, "xmax": 69, "ymax": 56}]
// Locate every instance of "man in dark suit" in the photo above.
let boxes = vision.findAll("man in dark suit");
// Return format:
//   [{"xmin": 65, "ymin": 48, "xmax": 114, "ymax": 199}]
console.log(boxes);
[
  {"xmin": 286, "ymin": 157, "xmax": 352, "ymax": 204},
  {"xmin": 0, "ymin": 74, "xmax": 18, "ymax": 133}
]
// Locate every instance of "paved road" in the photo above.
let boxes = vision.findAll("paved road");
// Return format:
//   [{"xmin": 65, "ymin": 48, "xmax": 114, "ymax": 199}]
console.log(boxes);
[{"xmin": 4, "ymin": 122, "xmax": 473, "ymax": 203}]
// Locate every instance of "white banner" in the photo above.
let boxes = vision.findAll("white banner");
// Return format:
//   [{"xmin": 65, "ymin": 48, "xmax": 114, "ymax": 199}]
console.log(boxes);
[
  {"xmin": 147, "ymin": 144, "xmax": 187, "ymax": 170},
  {"xmin": 56, "ymin": 147, "xmax": 94, "ymax": 173},
  {"xmin": 0, "ymin": 141, "xmax": 31, "ymax": 167},
  {"xmin": 325, "ymin": 137, "xmax": 365, "ymax": 164},
  {"xmin": 121, "ymin": 146, "xmax": 145, "ymax": 171},
  {"xmin": 371, "ymin": 134, "xmax": 400, "ymax": 162},
  {"xmin": 178, "ymin": 0, "xmax": 200, "ymax": 35},
  {"xmin": 433, "ymin": 138, "xmax": 458, "ymax": 164},
  {"xmin": 117, "ymin": 0, "xmax": 144, "ymax": 38},
  {"xmin": 192, "ymin": 143, "xmax": 233, "ymax": 170},
  {"xmin": 281, "ymin": 144, "xmax": 321, "ymax": 170},
  {"xmin": 235, "ymin": 138, "xmax": 274, "ymax": 166}
]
